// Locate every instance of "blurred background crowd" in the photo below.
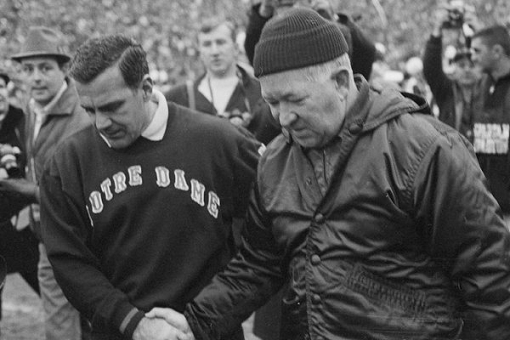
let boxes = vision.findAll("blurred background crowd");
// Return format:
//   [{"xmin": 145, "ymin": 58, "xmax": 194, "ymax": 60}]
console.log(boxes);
[{"xmin": 1, "ymin": 0, "xmax": 509, "ymax": 108}]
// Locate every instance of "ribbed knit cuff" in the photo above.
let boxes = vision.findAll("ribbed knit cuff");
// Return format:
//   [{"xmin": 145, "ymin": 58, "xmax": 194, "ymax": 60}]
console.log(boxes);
[{"xmin": 119, "ymin": 308, "xmax": 145, "ymax": 339}]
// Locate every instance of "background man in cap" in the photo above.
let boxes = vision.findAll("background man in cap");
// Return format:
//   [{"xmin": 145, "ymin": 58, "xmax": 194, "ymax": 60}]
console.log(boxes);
[
  {"xmin": 0, "ymin": 26, "xmax": 90, "ymax": 340},
  {"xmin": 147, "ymin": 7, "xmax": 510, "ymax": 340},
  {"xmin": 422, "ymin": 5, "xmax": 481, "ymax": 138}
]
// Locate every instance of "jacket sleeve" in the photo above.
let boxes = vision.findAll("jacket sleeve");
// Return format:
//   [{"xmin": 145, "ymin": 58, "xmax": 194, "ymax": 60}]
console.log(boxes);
[
  {"xmin": 249, "ymin": 100, "xmax": 281, "ymax": 145},
  {"xmin": 164, "ymin": 84, "xmax": 189, "ymax": 107},
  {"xmin": 244, "ymin": 3, "xmax": 271, "ymax": 66},
  {"xmin": 185, "ymin": 178, "xmax": 285, "ymax": 340},
  {"xmin": 422, "ymin": 35, "xmax": 453, "ymax": 105},
  {"xmin": 40, "ymin": 157, "xmax": 144, "ymax": 339},
  {"xmin": 412, "ymin": 124, "xmax": 510, "ymax": 339},
  {"xmin": 337, "ymin": 13, "xmax": 376, "ymax": 80}
]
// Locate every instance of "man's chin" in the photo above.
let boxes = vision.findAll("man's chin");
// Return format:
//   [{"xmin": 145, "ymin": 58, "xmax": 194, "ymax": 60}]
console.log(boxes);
[
  {"xmin": 106, "ymin": 136, "xmax": 133, "ymax": 150},
  {"xmin": 293, "ymin": 136, "xmax": 319, "ymax": 149},
  {"xmin": 32, "ymin": 92, "xmax": 51, "ymax": 106}
]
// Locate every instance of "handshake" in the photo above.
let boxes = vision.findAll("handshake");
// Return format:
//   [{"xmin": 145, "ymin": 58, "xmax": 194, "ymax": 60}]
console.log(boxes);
[{"xmin": 133, "ymin": 308, "xmax": 195, "ymax": 340}]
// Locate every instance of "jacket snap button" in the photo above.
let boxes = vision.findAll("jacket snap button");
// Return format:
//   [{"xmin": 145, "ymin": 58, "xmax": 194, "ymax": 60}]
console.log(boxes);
[
  {"xmin": 348, "ymin": 122, "xmax": 363, "ymax": 134},
  {"xmin": 311, "ymin": 254, "xmax": 321, "ymax": 265},
  {"xmin": 314, "ymin": 213, "xmax": 325, "ymax": 223},
  {"xmin": 312, "ymin": 294, "xmax": 321, "ymax": 303}
]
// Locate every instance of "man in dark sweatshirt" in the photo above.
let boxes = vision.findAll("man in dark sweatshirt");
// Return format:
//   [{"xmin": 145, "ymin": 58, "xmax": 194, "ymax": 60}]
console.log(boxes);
[{"xmin": 39, "ymin": 34, "xmax": 262, "ymax": 340}]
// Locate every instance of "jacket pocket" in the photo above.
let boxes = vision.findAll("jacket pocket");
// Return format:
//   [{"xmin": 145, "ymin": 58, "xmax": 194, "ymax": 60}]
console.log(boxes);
[
  {"xmin": 346, "ymin": 263, "xmax": 427, "ymax": 315},
  {"xmin": 343, "ymin": 263, "xmax": 431, "ymax": 336}
]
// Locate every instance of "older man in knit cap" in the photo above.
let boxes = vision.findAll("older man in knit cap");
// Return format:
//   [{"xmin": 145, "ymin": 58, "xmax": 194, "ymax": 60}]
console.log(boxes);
[{"xmin": 147, "ymin": 8, "xmax": 510, "ymax": 340}]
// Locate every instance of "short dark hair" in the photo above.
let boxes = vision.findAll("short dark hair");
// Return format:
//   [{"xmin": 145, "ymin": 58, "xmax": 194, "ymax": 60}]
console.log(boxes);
[
  {"xmin": 472, "ymin": 25, "xmax": 510, "ymax": 57},
  {"xmin": 198, "ymin": 17, "xmax": 237, "ymax": 43},
  {"xmin": 69, "ymin": 35, "xmax": 149, "ymax": 89}
]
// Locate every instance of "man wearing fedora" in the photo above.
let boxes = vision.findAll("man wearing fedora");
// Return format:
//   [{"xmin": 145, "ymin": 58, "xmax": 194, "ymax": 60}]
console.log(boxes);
[{"xmin": 0, "ymin": 26, "xmax": 90, "ymax": 340}]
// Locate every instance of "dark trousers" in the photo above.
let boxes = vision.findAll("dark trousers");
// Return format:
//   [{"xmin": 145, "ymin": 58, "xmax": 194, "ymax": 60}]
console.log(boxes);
[{"xmin": 0, "ymin": 222, "xmax": 40, "ymax": 319}]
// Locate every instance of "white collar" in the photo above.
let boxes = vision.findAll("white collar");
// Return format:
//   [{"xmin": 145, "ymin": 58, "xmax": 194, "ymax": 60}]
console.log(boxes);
[{"xmin": 142, "ymin": 89, "xmax": 168, "ymax": 141}]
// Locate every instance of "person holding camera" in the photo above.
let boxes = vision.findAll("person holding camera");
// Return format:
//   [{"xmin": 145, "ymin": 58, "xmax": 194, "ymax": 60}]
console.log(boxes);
[
  {"xmin": 0, "ymin": 70, "xmax": 25, "ymax": 181},
  {"xmin": 0, "ymin": 69, "xmax": 40, "ymax": 328},
  {"xmin": 422, "ymin": 3, "xmax": 481, "ymax": 138}
]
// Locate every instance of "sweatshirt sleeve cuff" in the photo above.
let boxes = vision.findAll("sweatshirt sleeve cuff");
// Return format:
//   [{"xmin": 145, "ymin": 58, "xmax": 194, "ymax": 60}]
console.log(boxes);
[{"xmin": 119, "ymin": 307, "xmax": 145, "ymax": 339}]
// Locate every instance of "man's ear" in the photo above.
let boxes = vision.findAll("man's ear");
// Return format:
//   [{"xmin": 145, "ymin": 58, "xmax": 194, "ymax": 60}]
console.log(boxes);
[
  {"xmin": 492, "ymin": 44, "xmax": 504, "ymax": 59},
  {"xmin": 141, "ymin": 74, "xmax": 153, "ymax": 101},
  {"xmin": 60, "ymin": 61, "xmax": 70, "ymax": 74},
  {"xmin": 331, "ymin": 67, "xmax": 350, "ymax": 101}
]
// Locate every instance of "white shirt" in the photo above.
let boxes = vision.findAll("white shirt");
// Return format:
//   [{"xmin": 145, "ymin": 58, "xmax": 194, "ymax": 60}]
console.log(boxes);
[
  {"xmin": 30, "ymin": 81, "xmax": 68, "ymax": 141},
  {"xmin": 198, "ymin": 75, "xmax": 238, "ymax": 116},
  {"xmin": 142, "ymin": 89, "xmax": 168, "ymax": 141}
]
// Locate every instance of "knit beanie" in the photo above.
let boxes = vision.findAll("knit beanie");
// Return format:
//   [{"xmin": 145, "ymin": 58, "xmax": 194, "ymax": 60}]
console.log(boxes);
[{"xmin": 253, "ymin": 7, "xmax": 349, "ymax": 77}]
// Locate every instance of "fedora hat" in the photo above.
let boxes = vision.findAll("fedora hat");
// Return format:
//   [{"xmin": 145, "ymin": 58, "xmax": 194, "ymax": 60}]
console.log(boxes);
[{"xmin": 11, "ymin": 26, "xmax": 71, "ymax": 63}]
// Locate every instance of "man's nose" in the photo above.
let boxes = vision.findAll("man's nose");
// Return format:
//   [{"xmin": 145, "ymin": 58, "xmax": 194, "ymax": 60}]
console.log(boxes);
[
  {"xmin": 210, "ymin": 42, "xmax": 220, "ymax": 54},
  {"xmin": 278, "ymin": 106, "xmax": 298, "ymax": 128},
  {"xmin": 32, "ymin": 68, "xmax": 42, "ymax": 82},
  {"xmin": 95, "ymin": 111, "xmax": 112, "ymax": 130}
]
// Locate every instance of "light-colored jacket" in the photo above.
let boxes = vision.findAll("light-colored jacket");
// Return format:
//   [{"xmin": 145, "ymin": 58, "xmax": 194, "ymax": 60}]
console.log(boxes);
[{"xmin": 25, "ymin": 77, "xmax": 90, "ymax": 239}]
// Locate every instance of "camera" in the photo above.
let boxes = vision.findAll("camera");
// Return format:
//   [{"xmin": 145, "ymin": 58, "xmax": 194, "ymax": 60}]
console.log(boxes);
[
  {"xmin": 443, "ymin": 0, "xmax": 465, "ymax": 29},
  {"xmin": 0, "ymin": 144, "xmax": 29, "ymax": 223},
  {"xmin": 0, "ymin": 144, "xmax": 23, "ymax": 178}
]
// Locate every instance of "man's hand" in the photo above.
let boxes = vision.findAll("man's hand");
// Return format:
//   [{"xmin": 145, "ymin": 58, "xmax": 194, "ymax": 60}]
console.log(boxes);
[
  {"xmin": 132, "ymin": 316, "xmax": 192, "ymax": 340},
  {"xmin": 145, "ymin": 308, "xmax": 195, "ymax": 340},
  {"xmin": 258, "ymin": 0, "xmax": 278, "ymax": 18},
  {"xmin": 432, "ymin": 7, "xmax": 450, "ymax": 37},
  {"xmin": 462, "ymin": 5, "xmax": 480, "ymax": 33},
  {"xmin": 0, "ymin": 178, "xmax": 38, "ymax": 203}
]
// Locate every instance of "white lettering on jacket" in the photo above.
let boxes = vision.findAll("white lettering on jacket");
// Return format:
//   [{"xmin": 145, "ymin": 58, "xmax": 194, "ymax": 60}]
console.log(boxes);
[
  {"xmin": 473, "ymin": 123, "xmax": 509, "ymax": 154},
  {"xmin": 88, "ymin": 166, "xmax": 220, "ymax": 218}
]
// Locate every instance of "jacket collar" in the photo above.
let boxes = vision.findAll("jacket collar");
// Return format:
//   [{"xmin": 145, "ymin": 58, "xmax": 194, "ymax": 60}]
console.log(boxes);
[{"xmin": 196, "ymin": 64, "xmax": 254, "ymax": 88}]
